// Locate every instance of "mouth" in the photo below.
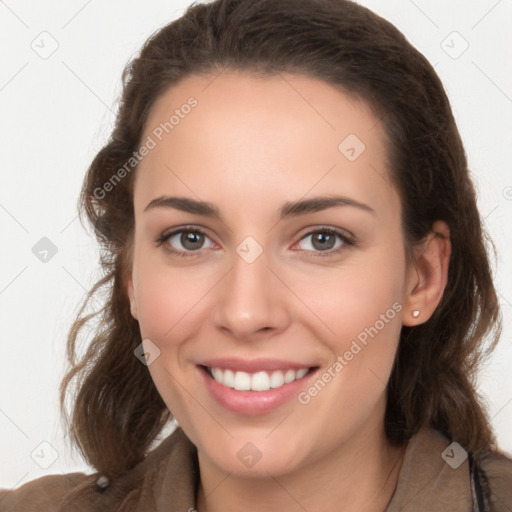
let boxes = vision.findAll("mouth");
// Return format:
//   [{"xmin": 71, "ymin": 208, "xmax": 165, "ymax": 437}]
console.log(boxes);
[
  {"xmin": 197, "ymin": 360, "xmax": 320, "ymax": 415},
  {"xmin": 200, "ymin": 365, "xmax": 316, "ymax": 391}
]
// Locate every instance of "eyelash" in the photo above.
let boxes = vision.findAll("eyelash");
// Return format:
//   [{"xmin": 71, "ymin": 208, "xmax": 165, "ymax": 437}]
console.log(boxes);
[{"xmin": 155, "ymin": 225, "xmax": 355, "ymax": 259}]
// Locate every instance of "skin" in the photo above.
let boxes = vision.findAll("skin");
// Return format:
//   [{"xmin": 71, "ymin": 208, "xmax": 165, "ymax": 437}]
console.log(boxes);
[{"xmin": 126, "ymin": 70, "xmax": 451, "ymax": 512}]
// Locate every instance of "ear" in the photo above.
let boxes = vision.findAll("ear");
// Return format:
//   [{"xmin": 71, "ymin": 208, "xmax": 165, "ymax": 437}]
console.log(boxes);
[
  {"xmin": 402, "ymin": 220, "xmax": 451, "ymax": 327},
  {"xmin": 125, "ymin": 272, "xmax": 139, "ymax": 320}
]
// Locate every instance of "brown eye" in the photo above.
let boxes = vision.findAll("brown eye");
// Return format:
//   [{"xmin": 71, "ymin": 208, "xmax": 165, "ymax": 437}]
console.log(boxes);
[
  {"xmin": 295, "ymin": 228, "xmax": 354, "ymax": 258},
  {"xmin": 180, "ymin": 230, "xmax": 205, "ymax": 251},
  {"xmin": 157, "ymin": 227, "xmax": 215, "ymax": 256},
  {"xmin": 310, "ymin": 232, "xmax": 336, "ymax": 251}
]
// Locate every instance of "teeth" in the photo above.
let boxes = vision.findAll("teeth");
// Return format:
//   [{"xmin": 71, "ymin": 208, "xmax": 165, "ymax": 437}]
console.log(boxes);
[
  {"xmin": 223, "ymin": 369, "xmax": 235, "ymax": 388},
  {"xmin": 208, "ymin": 367, "xmax": 311, "ymax": 391},
  {"xmin": 284, "ymin": 369, "xmax": 295, "ymax": 383},
  {"xmin": 234, "ymin": 371, "xmax": 251, "ymax": 390},
  {"xmin": 296, "ymin": 368, "xmax": 308, "ymax": 379},
  {"xmin": 269, "ymin": 370, "xmax": 284, "ymax": 388},
  {"xmin": 251, "ymin": 371, "xmax": 270, "ymax": 391}
]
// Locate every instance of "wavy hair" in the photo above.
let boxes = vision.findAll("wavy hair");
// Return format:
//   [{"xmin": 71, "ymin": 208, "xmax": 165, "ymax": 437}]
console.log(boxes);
[{"xmin": 60, "ymin": 0, "xmax": 502, "ymax": 478}]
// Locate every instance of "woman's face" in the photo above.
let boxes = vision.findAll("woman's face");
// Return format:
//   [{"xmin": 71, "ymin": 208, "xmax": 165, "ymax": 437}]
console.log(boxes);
[{"xmin": 128, "ymin": 70, "xmax": 418, "ymax": 476}]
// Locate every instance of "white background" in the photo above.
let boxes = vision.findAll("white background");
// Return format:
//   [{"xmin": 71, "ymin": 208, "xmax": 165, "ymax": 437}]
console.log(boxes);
[{"xmin": 1, "ymin": 0, "xmax": 511, "ymax": 488}]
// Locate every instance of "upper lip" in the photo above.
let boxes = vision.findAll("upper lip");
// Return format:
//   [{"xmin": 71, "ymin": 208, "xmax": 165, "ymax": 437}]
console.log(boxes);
[{"xmin": 199, "ymin": 357, "xmax": 318, "ymax": 373}]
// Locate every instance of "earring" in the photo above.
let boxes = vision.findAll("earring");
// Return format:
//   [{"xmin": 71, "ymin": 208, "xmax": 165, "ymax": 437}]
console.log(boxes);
[{"xmin": 412, "ymin": 310, "xmax": 420, "ymax": 318}]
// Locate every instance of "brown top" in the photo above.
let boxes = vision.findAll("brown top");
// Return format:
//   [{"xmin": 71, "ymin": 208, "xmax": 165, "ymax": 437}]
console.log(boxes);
[{"xmin": 1, "ymin": 427, "xmax": 511, "ymax": 511}]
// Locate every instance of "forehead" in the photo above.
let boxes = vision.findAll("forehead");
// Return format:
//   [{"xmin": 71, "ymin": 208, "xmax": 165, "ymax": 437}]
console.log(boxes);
[{"xmin": 135, "ymin": 70, "xmax": 399, "ymax": 220}]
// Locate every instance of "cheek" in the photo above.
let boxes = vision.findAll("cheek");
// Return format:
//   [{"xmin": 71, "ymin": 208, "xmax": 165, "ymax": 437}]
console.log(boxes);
[
  {"xmin": 131, "ymin": 253, "xmax": 209, "ymax": 420},
  {"xmin": 295, "ymin": 256, "xmax": 404, "ymax": 341},
  {"xmin": 293, "ymin": 251, "xmax": 405, "ymax": 392},
  {"xmin": 132, "ymin": 248, "xmax": 216, "ymax": 343},
  {"xmin": 291, "ymin": 265, "xmax": 404, "ymax": 446},
  {"xmin": 133, "ymin": 268, "xmax": 179, "ymax": 341}
]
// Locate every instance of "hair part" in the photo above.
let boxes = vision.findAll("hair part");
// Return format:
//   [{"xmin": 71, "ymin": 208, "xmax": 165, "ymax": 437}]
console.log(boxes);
[{"xmin": 60, "ymin": 0, "xmax": 502, "ymax": 478}]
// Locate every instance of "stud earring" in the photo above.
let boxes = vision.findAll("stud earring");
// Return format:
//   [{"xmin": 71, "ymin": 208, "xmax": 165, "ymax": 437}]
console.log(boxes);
[{"xmin": 412, "ymin": 310, "xmax": 420, "ymax": 318}]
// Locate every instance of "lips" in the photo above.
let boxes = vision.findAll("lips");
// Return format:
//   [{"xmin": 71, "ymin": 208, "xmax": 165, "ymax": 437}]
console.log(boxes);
[{"xmin": 197, "ymin": 357, "xmax": 319, "ymax": 415}]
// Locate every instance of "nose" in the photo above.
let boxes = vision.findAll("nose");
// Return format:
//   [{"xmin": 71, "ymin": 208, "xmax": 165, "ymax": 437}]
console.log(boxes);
[{"xmin": 210, "ymin": 247, "xmax": 291, "ymax": 341}]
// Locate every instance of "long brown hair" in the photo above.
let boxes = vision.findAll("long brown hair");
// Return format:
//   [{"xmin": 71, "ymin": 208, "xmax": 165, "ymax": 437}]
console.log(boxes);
[{"xmin": 60, "ymin": 0, "xmax": 502, "ymax": 479}]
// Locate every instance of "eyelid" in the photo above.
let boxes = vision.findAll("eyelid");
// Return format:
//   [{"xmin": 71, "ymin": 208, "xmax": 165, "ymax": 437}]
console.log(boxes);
[
  {"xmin": 157, "ymin": 224, "xmax": 213, "ymax": 242},
  {"xmin": 296, "ymin": 225, "xmax": 354, "ymax": 243}
]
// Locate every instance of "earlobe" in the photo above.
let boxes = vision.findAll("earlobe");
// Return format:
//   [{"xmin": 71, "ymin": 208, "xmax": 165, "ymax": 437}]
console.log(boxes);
[{"xmin": 402, "ymin": 220, "xmax": 451, "ymax": 327}]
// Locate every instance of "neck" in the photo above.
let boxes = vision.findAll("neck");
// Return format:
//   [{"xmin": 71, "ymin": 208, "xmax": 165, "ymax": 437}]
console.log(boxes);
[{"xmin": 195, "ymin": 422, "xmax": 406, "ymax": 512}]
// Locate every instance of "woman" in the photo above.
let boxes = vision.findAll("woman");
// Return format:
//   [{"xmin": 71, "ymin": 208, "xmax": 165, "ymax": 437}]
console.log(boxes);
[{"xmin": 2, "ymin": 0, "xmax": 511, "ymax": 510}]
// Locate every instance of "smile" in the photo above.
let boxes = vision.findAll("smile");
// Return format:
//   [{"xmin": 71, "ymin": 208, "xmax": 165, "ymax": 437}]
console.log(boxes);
[
  {"xmin": 206, "ymin": 366, "xmax": 311, "ymax": 391},
  {"xmin": 197, "ymin": 357, "xmax": 320, "ymax": 415}
]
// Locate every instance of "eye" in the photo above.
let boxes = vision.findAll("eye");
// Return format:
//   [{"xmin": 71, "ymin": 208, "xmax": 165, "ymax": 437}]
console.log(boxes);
[
  {"xmin": 156, "ymin": 226, "xmax": 354, "ymax": 258},
  {"xmin": 156, "ymin": 227, "xmax": 216, "ymax": 256},
  {"xmin": 294, "ymin": 228, "xmax": 353, "ymax": 257}
]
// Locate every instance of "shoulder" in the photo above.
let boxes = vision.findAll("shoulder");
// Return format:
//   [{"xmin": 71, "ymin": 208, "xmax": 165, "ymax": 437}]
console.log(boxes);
[
  {"xmin": 388, "ymin": 427, "xmax": 512, "ymax": 511},
  {"xmin": 477, "ymin": 447, "xmax": 512, "ymax": 511},
  {"xmin": 0, "ymin": 472, "xmax": 96, "ymax": 512},
  {"xmin": 0, "ymin": 427, "xmax": 198, "ymax": 512}
]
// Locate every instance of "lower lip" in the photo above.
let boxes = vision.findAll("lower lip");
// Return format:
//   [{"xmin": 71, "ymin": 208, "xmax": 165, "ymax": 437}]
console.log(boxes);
[{"xmin": 198, "ymin": 366, "xmax": 318, "ymax": 415}]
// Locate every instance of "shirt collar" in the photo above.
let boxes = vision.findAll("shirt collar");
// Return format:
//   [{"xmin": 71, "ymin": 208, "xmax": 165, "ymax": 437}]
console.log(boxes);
[{"xmin": 148, "ymin": 426, "xmax": 470, "ymax": 511}]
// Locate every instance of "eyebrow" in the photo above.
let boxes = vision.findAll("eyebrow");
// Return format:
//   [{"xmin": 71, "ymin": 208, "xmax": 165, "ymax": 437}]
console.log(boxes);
[{"xmin": 143, "ymin": 195, "xmax": 376, "ymax": 220}]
